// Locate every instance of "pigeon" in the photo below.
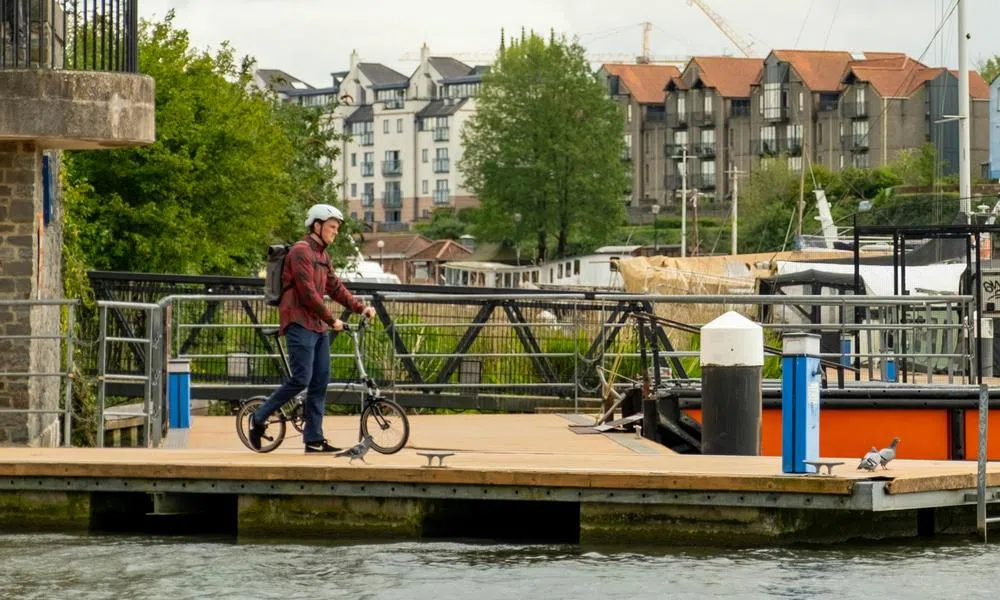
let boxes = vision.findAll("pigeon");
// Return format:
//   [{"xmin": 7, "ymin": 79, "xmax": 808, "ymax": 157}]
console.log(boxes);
[
  {"xmin": 857, "ymin": 446, "xmax": 881, "ymax": 471},
  {"xmin": 335, "ymin": 435, "xmax": 373, "ymax": 464},
  {"xmin": 878, "ymin": 438, "xmax": 900, "ymax": 469}
]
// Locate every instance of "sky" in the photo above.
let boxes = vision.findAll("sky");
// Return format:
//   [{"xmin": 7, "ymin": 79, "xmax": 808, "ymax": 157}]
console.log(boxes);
[{"xmin": 140, "ymin": 0, "xmax": 1000, "ymax": 88}]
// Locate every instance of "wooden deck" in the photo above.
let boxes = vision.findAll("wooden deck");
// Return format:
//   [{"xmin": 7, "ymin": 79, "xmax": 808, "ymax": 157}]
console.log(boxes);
[{"xmin": 0, "ymin": 414, "xmax": 996, "ymax": 498}]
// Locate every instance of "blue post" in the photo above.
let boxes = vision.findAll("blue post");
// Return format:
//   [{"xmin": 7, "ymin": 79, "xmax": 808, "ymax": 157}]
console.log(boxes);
[
  {"xmin": 167, "ymin": 359, "xmax": 191, "ymax": 429},
  {"xmin": 781, "ymin": 333, "xmax": 821, "ymax": 474}
]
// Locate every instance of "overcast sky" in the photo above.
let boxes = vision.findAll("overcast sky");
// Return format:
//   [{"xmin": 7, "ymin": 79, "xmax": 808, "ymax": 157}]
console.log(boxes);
[{"xmin": 140, "ymin": 1, "xmax": 999, "ymax": 87}]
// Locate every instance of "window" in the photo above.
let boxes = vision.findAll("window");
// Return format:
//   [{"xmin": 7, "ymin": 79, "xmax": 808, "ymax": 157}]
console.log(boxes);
[
  {"xmin": 701, "ymin": 129, "xmax": 715, "ymax": 144},
  {"xmin": 789, "ymin": 156, "xmax": 802, "ymax": 171},
  {"xmin": 624, "ymin": 134, "xmax": 632, "ymax": 159},
  {"xmin": 701, "ymin": 160, "xmax": 715, "ymax": 178},
  {"xmin": 676, "ymin": 92, "xmax": 686, "ymax": 116},
  {"xmin": 627, "ymin": 104, "xmax": 633, "ymax": 123},
  {"xmin": 840, "ymin": 155, "xmax": 844, "ymax": 169},
  {"xmin": 817, "ymin": 123, "xmax": 823, "ymax": 144},
  {"xmin": 350, "ymin": 212, "xmax": 357, "ymax": 219},
  {"xmin": 731, "ymin": 98, "xmax": 749, "ymax": 117},
  {"xmin": 363, "ymin": 211, "xmax": 374, "ymax": 223},
  {"xmin": 798, "ymin": 91, "xmax": 803, "ymax": 111},
  {"xmin": 351, "ymin": 153, "xmax": 356, "ymax": 166},
  {"xmin": 673, "ymin": 130, "xmax": 688, "ymax": 145},
  {"xmin": 763, "ymin": 83, "xmax": 781, "ymax": 117},
  {"xmin": 853, "ymin": 153, "xmax": 869, "ymax": 168},
  {"xmin": 786, "ymin": 124, "xmax": 802, "ymax": 143},
  {"xmin": 704, "ymin": 94, "xmax": 713, "ymax": 114},
  {"xmin": 422, "ymin": 149, "xmax": 428, "ymax": 163},
  {"xmin": 396, "ymin": 118, "xmax": 403, "ymax": 133},
  {"xmin": 422, "ymin": 180, "xmax": 428, "ymax": 194},
  {"xmin": 383, "ymin": 120, "xmax": 389, "ymax": 134},
  {"xmin": 350, "ymin": 183, "xmax": 357, "ymax": 197},
  {"xmin": 574, "ymin": 260, "xmax": 580, "ymax": 275}
]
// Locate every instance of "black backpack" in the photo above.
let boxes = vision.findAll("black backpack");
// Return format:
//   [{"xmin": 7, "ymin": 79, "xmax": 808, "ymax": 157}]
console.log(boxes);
[{"xmin": 264, "ymin": 243, "xmax": 299, "ymax": 306}]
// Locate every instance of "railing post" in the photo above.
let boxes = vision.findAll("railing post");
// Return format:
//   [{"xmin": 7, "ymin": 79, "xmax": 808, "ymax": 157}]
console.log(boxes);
[
  {"xmin": 96, "ymin": 304, "xmax": 107, "ymax": 448},
  {"xmin": 62, "ymin": 303, "xmax": 76, "ymax": 447},
  {"xmin": 977, "ymin": 383, "xmax": 989, "ymax": 542}
]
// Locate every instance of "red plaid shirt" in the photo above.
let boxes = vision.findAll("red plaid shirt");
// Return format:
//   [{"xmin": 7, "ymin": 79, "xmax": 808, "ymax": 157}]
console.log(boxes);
[{"xmin": 278, "ymin": 234, "xmax": 365, "ymax": 335}]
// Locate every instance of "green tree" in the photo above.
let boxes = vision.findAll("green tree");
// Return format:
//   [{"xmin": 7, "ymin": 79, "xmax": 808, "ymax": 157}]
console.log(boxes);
[
  {"xmin": 64, "ymin": 11, "xmax": 346, "ymax": 276},
  {"xmin": 976, "ymin": 55, "xmax": 1000, "ymax": 84},
  {"xmin": 413, "ymin": 208, "xmax": 474, "ymax": 240},
  {"xmin": 459, "ymin": 31, "xmax": 628, "ymax": 261}
]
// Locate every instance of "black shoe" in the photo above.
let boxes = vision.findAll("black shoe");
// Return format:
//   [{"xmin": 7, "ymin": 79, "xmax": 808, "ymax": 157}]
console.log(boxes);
[
  {"xmin": 304, "ymin": 440, "xmax": 342, "ymax": 454},
  {"xmin": 248, "ymin": 415, "xmax": 265, "ymax": 451}
]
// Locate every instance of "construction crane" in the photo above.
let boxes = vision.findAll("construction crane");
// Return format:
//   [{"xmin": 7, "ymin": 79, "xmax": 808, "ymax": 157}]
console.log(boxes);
[
  {"xmin": 687, "ymin": 0, "xmax": 755, "ymax": 57},
  {"xmin": 399, "ymin": 22, "xmax": 687, "ymax": 66}
]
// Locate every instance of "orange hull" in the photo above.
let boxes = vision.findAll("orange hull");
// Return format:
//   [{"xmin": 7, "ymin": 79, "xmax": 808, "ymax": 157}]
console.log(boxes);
[{"xmin": 684, "ymin": 409, "xmax": 1000, "ymax": 460}]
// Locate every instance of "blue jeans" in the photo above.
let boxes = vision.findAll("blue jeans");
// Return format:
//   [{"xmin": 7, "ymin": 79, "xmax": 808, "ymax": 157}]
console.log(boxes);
[{"xmin": 252, "ymin": 324, "xmax": 330, "ymax": 444}]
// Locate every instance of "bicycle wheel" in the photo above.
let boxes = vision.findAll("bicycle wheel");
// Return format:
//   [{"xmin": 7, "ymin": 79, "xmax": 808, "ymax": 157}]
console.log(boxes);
[
  {"xmin": 236, "ymin": 396, "xmax": 286, "ymax": 453},
  {"xmin": 360, "ymin": 399, "xmax": 409, "ymax": 454}
]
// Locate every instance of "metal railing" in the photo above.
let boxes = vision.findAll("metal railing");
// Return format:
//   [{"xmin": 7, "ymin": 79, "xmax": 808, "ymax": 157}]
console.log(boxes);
[
  {"xmin": 0, "ymin": 0, "xmax": 139, "ymax": 71},
  {"xmin": 145, "ymin": 292, "xmax": 976, "ymax": 404},
  {"xmin": 0, "ymin": 299, "xmax": 78, "ymax": 446},
  {"xmin": 95, "ymin": 300, "xmax": 162, "ymax": 448}
]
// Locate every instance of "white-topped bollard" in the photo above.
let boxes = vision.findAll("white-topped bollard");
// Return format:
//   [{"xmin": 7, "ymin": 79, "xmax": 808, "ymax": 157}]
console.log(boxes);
[{"xmin": 700, "ymin": 311, "xmax": 764, "ymax": 455}]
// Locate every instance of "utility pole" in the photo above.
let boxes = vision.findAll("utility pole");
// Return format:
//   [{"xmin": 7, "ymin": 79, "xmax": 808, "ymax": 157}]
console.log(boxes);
[
  {"xmin": 727, "ymin": 166, "xmax": 743, "ymax": 255},
  {"xmin": 675, "ymin": 147, "xmax": 700, "ymax": 258},
  {"xmin": 691, "ymin": 190, "xmax": 700, "ymax": 256},
  {"xmin": 957, "ymin": 0, "xmax": 971, "ymax": 222}
]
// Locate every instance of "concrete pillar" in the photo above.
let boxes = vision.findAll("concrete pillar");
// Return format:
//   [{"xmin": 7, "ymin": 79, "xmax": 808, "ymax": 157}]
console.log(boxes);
[
  {"xmin": 700, "ymin": 311, "xmax": 764, "ymax": 455},
  {"xmin": 0, "ymin": 68, "xmax": 155, "ymax": 446}
]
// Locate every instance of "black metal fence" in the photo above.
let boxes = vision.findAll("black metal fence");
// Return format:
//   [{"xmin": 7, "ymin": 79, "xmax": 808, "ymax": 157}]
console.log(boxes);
[
  {"xmin": 87, "ymin": 272, "xmax": 685, "ymax": 400},
  {"xmin": 0, "ymin": 0, "xmax": 138, "ymax": 71}
]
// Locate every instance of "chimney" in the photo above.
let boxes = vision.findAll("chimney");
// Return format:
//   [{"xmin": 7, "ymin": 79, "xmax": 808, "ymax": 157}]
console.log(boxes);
[
  {"xmin": 350, "ymin": 49, "xmax": 359, "ymax": 72},
  {"xmin": 420, "ymin": 43, "xmax": 430, "ymax": 66}
]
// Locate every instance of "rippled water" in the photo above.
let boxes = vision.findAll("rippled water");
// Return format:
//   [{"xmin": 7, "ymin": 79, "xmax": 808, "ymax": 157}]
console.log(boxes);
[{"xmin": 1, "ymin": 534, "xmax": 998, "ymax": 599}]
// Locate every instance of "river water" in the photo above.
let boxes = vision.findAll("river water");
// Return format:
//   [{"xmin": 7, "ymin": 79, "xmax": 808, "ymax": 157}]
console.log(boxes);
[{"xmin": 1, "ymin": 533, "xmax": 997, "ymax": 599}]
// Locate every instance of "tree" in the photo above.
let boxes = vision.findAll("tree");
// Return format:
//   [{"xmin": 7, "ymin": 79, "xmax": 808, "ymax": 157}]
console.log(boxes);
[
  {"xmin": 63, "ymin": 11, "xmax": 347, "ymax": 276},
  {"xmin": 413, "ymin": 208, "xmax": 474, "ymax": 240},
  {"xmin": 976, "ymin": 55, "xmax": 1000, "ymax": 85},
  {"xmin": 459, "ymin": 31, "xmax": 628, "ymax": 261}
]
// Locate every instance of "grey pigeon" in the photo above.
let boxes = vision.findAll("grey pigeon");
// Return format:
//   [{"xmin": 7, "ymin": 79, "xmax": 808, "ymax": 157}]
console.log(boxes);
[
  {"xmin": 857, "ymin": 446, "xmax": 881, "ymax": 471},
  {"xmin": 335, "ymin": 435, "xmax": 373, "ymax": 464},
  {"xmin": 878, "ymin": 438, "xmax": 900, "ymax": 469}
]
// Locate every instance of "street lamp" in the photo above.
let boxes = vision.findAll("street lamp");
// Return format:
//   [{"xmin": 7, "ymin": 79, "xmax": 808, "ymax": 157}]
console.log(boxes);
[
  {"xmin": 513, "ymin": 212, "xmax": 523, "ymax": 266},
  {"xmin": 376, "ymin": 239, "xmax": 385, "ymax": 269},
  {"xmin": 651, "ymin": 204, "xmax": 661, "ymax": 253}
]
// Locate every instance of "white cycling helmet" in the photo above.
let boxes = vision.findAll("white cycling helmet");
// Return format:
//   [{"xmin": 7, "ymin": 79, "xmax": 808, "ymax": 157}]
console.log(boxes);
[{"xmin": 304, "ymin": 204, "xmax": 344, "ymax": 229}]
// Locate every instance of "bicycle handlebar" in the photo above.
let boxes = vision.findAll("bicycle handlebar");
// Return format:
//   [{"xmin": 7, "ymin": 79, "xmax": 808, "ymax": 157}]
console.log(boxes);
[{"xmin": 340, "ymin": 314, "xmax": 370, "ymax": 334}]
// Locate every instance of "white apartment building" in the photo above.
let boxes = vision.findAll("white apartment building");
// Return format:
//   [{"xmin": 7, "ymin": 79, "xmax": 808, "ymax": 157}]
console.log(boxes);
[{"xmin": 328, "ymin": 45, "xmax": 484, "ymax": 231}]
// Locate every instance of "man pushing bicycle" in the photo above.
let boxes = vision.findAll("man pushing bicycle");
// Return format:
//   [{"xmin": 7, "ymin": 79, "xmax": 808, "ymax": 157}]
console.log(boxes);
[{"xmin": 248, "ymin": 204, "xmax": 377, "ymax": 453}]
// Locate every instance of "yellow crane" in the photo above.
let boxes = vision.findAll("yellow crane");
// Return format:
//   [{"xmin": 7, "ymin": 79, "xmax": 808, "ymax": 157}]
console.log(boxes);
[{"xmin": 687, "ymin": 0, "xmax": 755, "ymax": 57}]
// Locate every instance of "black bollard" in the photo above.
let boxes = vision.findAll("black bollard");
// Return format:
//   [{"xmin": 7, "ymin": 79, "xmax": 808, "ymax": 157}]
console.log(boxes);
[{"xmin": 700, "ymin": 311, "xmax": 763, "ymax": 455}]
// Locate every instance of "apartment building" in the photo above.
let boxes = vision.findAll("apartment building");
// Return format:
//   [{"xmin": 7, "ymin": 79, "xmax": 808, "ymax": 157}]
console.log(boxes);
[
  {"xmin": 990, "ymin": 75, "xmax": 1000, "ymax": 180},
  {"xmin": 656, "ymin": 50, "xmax": 990, "ymax": 209},
  {"xmin": 750, "ymin": 51, "xmax": 989, "ymax": 177},
  {"xmin": 599, "ymin": 63, "xmax": 680, "ymax": 211},
  {"xmin": 663, "ymin": 56, "xmax": 763, "ymax": 203},
  {"xmin": 331, "ymin": 46, "xmax": 483, "ymax": 231}
]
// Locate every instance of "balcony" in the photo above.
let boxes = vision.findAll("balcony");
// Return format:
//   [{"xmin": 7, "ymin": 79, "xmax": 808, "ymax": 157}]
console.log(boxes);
[
  {"xmin": 753, "ymin": 138, "xmax": 781, "ymax": 156},
  {"xmin": 841, "ymin": 99, "xmax": 867, "ymax": 119},
  {"xmin": 763, "ymin": 105, "xmax": 789, "ymax": 121},
  {"xmin": 383, "ymin": 98, "xmax": 404, "ymax": 110},
  {"xmin": 380, "ymin": 221, "xmax": 410, "ymax": 232},
  {"xmin": 664, "ymin": 174, "xmax": 683, "ymax": 190},
  {"xmin": 359, "ymin": 132, "xmax": 374, "ymax": 146},
  {"xmin": 841, "ymin": 134, "xmax": 869, "ymax": 153},
  {"xmin": 666, "ymin": 111, "xmax": 689, "ymax": 129},
  {"xmin": 692, "ymin": 109, "xmax": 715, "ymax": 127},
  {"xmin": 360, "ymin": 192, "xmax": 374, "ymax": 207},
  {"xmin": 433, "ymin": 158, "xmax": 450, "ymax": 173},
  {"xmin": 692, "ymin": 173, "xmax": 717, "ymax": 190},
  {"xmin": 433, "ymin": 127, "xmax": 450, "ymax": 141},
  {"xmin": 382, "ymin": 159, "xmax": 402, "ymax": 176},
  {"xmin": 433, "ymin": 189, "xmax": 450, "ymax": 204},
  {"xmin": 695, "ymin": 142, "xmax": 716, "ymax": 158},
  {"xmin": 382, "ymin": 189, "xmax": 402, "ymax": 208},
  {"xmin": 664, "ymin": 143, "xmax": 689, "ymax": 158},
  {"xmin": 787, "ymin": 138, "xmax": 803, "ymax": 156},
  {"xmin": 361, "ymin": 161, "xmax": 374, "ymax": 177}
]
